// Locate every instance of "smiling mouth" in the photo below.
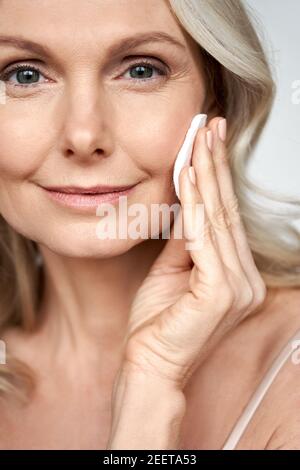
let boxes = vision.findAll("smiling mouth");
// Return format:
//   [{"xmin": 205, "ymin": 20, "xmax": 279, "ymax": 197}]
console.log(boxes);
[
  {"xmin": 40, "ymin": 182, "xmax": 139, "ymax": 211},
  {"xmin": 40, "ymin": 183, "xmax": 138, "ymax": 195}
]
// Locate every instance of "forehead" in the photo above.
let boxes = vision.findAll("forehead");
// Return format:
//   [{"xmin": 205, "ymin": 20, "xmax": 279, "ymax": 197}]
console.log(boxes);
[{"xmin": 0, "ymin": 0, "xmax": 185, "ymax": 44}]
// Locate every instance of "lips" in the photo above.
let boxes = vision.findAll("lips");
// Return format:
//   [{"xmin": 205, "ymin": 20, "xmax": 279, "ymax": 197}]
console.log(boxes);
[
  {"xmin": 41, "ymin": 184, "xmax": 137, "ymax": 194},
  {"xmin": 40, "ymin": 182, "xmax": 138, "ymax": 212}
]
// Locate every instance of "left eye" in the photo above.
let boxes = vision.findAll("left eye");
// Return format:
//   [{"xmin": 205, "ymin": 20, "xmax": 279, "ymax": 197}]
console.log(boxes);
[{"xmin": 123, "ymin": 61, "xmax": 167, "ymax": 81}]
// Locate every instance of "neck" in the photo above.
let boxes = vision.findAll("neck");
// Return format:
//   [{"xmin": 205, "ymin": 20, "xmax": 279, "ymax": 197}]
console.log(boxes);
[{"xmin": 35, "ymin": 238, "xmax": 167, "ymax": 365}]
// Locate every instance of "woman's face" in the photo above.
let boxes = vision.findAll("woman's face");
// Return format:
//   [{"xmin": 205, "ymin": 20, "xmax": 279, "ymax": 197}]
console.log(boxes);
[{"xmin": 0, "ymin": 0, "xmax": 206, "ymax": 257}]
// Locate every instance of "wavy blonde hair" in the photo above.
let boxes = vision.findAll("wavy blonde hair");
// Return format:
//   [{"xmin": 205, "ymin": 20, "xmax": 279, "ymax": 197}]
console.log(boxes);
[{"xmin": 1, "ymin": 0, "xmax": 300, "ymax": 404}]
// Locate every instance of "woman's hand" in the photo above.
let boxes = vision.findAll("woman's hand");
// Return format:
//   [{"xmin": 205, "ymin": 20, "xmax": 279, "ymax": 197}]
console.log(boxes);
[{"xmin": 120, "ymin": 116, "xmax": 267, "ymax": 391}]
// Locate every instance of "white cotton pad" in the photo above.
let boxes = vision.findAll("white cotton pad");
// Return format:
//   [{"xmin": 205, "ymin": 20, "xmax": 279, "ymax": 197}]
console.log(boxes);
[{"xmin": 173, "ymin": 113, "xmax": 207, "ymax": 199}]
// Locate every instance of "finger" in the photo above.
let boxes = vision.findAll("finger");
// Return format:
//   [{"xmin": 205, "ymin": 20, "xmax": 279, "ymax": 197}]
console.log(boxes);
[
  {"xmin": 192, "ymin": 124, "xmax": 247, "ymax": 284},
  {"xmin": 179, "ymin": 164, "xmax": 226, "ymax": 285},
  {"xmin": 208, "ymin": 118, "xmax": 267, "ymax": 305}
]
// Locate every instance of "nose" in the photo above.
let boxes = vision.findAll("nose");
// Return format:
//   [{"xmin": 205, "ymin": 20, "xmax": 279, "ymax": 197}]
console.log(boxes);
[{"xmin": 59, "ymin": 84, "xmax": 111, "ymax": 164}]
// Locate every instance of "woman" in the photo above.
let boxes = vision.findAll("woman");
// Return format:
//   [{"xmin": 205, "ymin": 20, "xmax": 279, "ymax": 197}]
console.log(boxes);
[{"xmin": 0, "ymin": 0, "xmax": 299, "ymax": 450}]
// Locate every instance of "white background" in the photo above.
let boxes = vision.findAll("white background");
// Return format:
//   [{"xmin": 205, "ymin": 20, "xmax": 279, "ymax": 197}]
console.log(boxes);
[{"xmin": 245, "ymin": 0, "xmax": 299, "ymax": 210}]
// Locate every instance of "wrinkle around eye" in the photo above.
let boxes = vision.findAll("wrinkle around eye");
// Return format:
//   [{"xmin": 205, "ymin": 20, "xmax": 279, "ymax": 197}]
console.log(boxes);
[{"xmin": 0, "ymin": 50, "xmax": 195, "ymax": 98}]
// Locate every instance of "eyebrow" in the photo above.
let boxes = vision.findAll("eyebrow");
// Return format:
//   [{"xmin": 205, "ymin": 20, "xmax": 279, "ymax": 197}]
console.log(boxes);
[{"xmin": 0, "ymin": 31, "xmax": 187, "ymax": 59}]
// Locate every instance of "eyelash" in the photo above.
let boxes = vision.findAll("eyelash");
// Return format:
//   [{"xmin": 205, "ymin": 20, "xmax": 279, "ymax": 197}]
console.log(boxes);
[{"xmin": 0, "ymin": 59, "xmax": 168, "ymax": 88}]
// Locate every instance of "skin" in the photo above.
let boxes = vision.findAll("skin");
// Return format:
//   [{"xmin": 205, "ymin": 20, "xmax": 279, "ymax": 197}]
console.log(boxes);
[{"xmin": 0, "ymin": 0, "xmax": 299, "ymax": 450}]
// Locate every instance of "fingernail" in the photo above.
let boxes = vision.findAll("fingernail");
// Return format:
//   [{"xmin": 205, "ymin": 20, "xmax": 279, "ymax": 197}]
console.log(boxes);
[
  {"xmin": 218, "ymin": 119, "xmax": 227, "ymax": 142},
  {"xmin": 206, "ymin": 130, "xmax": 213, "ymax": 151},
  {"xmin": 188, "ymin": 166, "xmax": 196, "ymax": 185}
]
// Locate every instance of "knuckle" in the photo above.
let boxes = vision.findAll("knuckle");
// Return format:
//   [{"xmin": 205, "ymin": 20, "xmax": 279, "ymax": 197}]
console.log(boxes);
[
  {"xmin": 217, "ymin": 283, "xmax": 235, "ymax": 311},
  {"xmin": 253, "ymin": 279, "xmax": 267, "ymax": 307},
  {"xmin": 225, "ymin": 195, "xmax": 242, "ymax": 224},
  {"xmin": 211, "ymin": 204, "xmax": 232, "ymax": 231},
  {"xmin": 217, "ymin": 149, "xmax": 229, "ymax": 166},
  {"xmin": 239, "ymin": 284, "xmax": 254, "ymax": 310},
  {"xmin": 224, "ymin": 291, "xmax": 235, "ymax": 311},
  {"xmin": 202, "ymin": 218, "xmax": 217, "ymax": 242}
]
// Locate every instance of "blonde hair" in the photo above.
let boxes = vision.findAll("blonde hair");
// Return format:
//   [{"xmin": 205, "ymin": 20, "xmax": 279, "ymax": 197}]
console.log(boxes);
[{"xmin": 1, "ymin": 0, "xmax": 299, "ymax": 404}]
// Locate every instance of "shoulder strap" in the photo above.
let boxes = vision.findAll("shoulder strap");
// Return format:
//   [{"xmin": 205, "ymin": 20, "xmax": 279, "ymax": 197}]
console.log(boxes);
[{"xmin": 222, "ymin": 327, "xmax": 300, "ymax": 450}]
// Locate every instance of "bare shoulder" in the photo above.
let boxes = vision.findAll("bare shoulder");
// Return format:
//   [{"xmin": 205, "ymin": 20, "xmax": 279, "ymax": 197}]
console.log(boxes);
[
  {"xmin": 263, "ymin": 359, "xmax": 300, "ymax": 450},
  {"xmin": 237, "ymin": 285, "xmax": 300, "ymax": 449},
  {"xmin": 180, "ymin": 285, "xmax": 300, "ymax": 449},
  {"xmin": 265, "ymin": 286, "xmax": 300, "ymax": 450}
]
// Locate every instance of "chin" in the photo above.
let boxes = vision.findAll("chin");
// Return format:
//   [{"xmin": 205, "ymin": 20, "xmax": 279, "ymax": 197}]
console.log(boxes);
[
  {"xmin": 36, "ymin": 223, "xmax": 147, "ymax": 259},
  {"xmin": 44, "ymin": 237, "xmax": 144, "ymax": 259}
]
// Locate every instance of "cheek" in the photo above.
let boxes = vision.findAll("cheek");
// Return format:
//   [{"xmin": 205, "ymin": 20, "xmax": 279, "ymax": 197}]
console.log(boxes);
[
  {"xmin": 123, "ymin": 111, "xmax": 200, "ymax": 178},
  {"xmin": 123, "ymin": 120, "xmax": 177, "ymax": 174},
  {"xmin": 0, "ymin": 101, "xmax": 52, "ymax": 179}
]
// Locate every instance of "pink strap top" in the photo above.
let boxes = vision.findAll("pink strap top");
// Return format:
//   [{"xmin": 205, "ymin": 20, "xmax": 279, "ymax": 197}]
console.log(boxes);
[{"xmin": 222, "ymin": 327, "xmax": 300, "ymax": 450}]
